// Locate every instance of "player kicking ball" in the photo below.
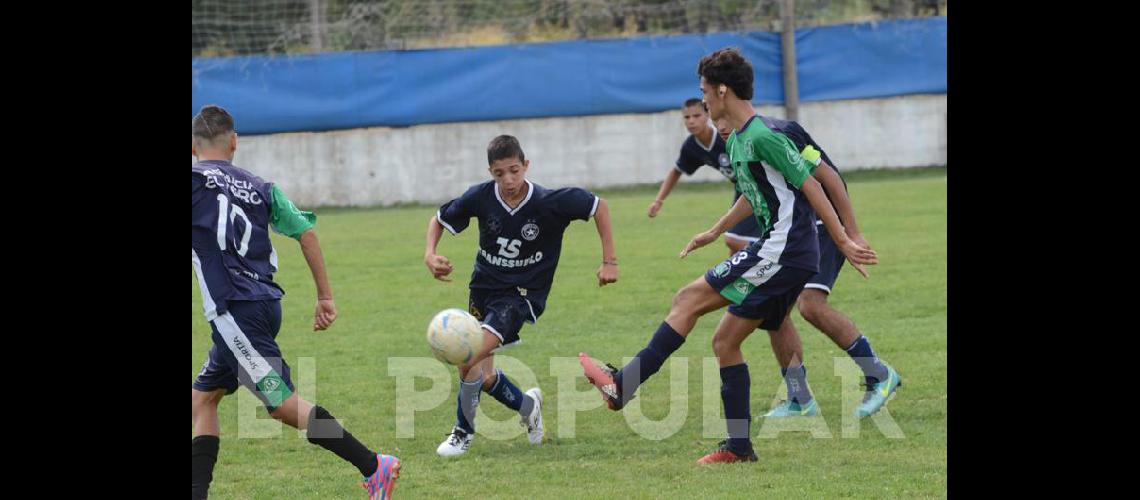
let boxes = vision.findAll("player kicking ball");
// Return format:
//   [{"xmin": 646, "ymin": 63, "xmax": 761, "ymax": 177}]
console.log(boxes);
[
  {"xmin": 425, "ymin": 135, "xmax": 619, "ymax": 456},
  {"xmin": 580, "ymin": 48, "xmax": 877, "ymax": 464},
  {"xmin": 192, "ymin": 105, "xmax": 399, "ymax": 499}
]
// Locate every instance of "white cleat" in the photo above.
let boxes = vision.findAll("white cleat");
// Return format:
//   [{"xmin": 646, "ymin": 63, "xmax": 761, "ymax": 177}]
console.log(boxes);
[
  {"xmin": 522, "ymin": 387, "xmax": 544, "ymax": 445},
  {"xmin": 436, "ymin": 426, "xmax": 473, "ymax": 457}
]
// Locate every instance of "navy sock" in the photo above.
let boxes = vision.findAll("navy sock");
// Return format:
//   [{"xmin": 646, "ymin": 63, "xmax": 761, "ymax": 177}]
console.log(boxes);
[
  {"xmin": 305, "ymin": 406, "xmax": 378, "ymax": 477},
  {"xmin": 720, "ymin": 363, "xmax": 753, "ymax": 456},
  {"xmin": 455, "ymin": 377, "xmax": 483, "ymax": 433},
  {"xmin": 780, "ymin": 363, "xmax": 813, "ymax": 405},
  {"xmin": 615, "ymin": 321, "xmax": 685, "ymax": 400},
  {"xmin": 485, "ymin": 369, "xmax": 535, "ymax": 417},
  {"xmin": 845, "ymin": 335, "xmax": 889, "ymax": 385},
  {"xmin": 191, "ymin": 435, "xmax": 219, "ymax": 500}
]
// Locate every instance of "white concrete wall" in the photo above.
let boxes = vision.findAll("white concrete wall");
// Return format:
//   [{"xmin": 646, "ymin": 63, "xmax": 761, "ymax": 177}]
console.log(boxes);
[{"xmin": 222, "ymin": 94, "xmax": 945, "ymax": 207}]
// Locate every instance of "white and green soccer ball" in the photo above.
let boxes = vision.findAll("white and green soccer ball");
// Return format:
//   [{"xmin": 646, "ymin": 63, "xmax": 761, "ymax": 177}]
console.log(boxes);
[{"xmin": 426, "ymin": 308, "xmax": 483, "ymax": 365}]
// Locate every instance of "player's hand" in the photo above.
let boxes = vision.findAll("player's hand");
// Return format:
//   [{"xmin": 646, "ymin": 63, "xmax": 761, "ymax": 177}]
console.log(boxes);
[
  {"xmin": 425, "ymin": 253, "xmax": 453, "ymax": 282},
  {"xmin": 647, "ymin": 200, "xmax": 663, "ymax": 218},
  {"xmin": 314, "ymin": 298, "xmax": 337, "ymax": 331},
  {"xmin": 839, "ymin": 238, "xmax": 877, "ymax": 279},
  {"xmin": 597, "ymin": 263, "xmax": 619, "ymax": 287},
  {"xmin": 849, "ymin": 232, "xmax": 871, "ymax": 251},
  {"xmin": 680, "ymin": 230, "xmax": 719, "ymax": 258}
]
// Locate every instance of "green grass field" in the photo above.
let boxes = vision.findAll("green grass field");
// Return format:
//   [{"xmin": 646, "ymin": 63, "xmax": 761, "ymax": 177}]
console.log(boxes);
[{"xmin": 193, "ymin": 168, "xmax": 947, "ymax": 498}]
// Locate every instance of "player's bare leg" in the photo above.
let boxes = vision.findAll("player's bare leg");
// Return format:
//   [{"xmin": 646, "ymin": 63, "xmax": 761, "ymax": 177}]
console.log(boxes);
[
  {"xmin": 459, "ymin": 328, "xmax": 501, "ymax": 384},
  {"xmin": 664, "ymin": 277, "xmax": 734, "ymax": 336},
  {"xmin": 724, "ymin": 236, "xmax": 749, "ymax": 255},
  {"xmin": 582, "ymin": 276, "xmax": 729, "ymax": 409},
  {"xmin": 797, "ymin": 289, "xmax": 859, "ymax": 348},
  {"xmin": 797, "ymin": 288, "xmax": 901, "ymax": 417},
  {"xmin": 192, "ymin": 388, "xmax": 226, "ymax": 437},
  {"xmin": 267, "ymin": 393, "xmax": 401, "ymax": 495},
  {"xmin": 269, "ymin": 393, "xmax": 315, "ymax": 429},
  {"xmin": 440, "ymin": 328, "xmax": 502, "ymax": 457}
]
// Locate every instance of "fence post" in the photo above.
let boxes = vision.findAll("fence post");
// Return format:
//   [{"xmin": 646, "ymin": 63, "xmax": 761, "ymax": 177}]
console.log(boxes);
[{"xmin": 780, "ymin": 0, "xmax": 800, "ymax": 121}]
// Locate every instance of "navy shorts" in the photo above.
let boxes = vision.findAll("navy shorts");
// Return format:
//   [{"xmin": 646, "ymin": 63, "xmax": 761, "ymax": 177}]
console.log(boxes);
[
  {"xmin": 704, "ymin": 244, "xmax": 814, "ymax": 330},
  {"xmin": 469, "ymin": 287, "xmax": 545, "ymax": 349},
  {"xmin": 724, "ymin": 193, "xmax": 762, "ymax": 243},
  {"xmin": 805, "ymin": 224, "xmax": 847, "ymax": 294},
  {"xmin": 192, "ymin": 299, "xmax": 295, "ymax": 411}
]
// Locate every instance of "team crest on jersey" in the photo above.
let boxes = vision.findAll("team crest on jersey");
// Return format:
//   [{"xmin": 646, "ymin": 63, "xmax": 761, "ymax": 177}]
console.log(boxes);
[
  {"xmin": 717, "ymin": 153, "xmax": 735, "ymax": 180},
  {"xmin": 742, "ymin": 139, "xmax": 754, "ymax": 160},
  {"xmin": 483, "ymin": 216, "xmax": 503, "ymax": 236},
  {"xmin": 785, "ymin": 143, "xmax": 802, "ymax": 166},
  {"xmin": 734, "ymin": 281, "xmax": 752, "ymax": 295},
  {"xmin": 713, "ymin": 262, "xmax": 730, "ymax": 278},
  {"xmin": 262, "ymin": 377, "xmax": 280, "ymax": 392},
  {"xmin": 521, "ymin": 221, "xmax": 540, "ymax": 241}
]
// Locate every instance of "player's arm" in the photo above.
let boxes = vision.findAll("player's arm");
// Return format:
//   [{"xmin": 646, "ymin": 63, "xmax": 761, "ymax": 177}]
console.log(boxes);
[
  {"xmin": 680, "ymin": 193, "xmax": 752, "ymax": 258},
  {"xmin": 298, "ymin": 230, "xmax": 337, "ymax": 330},
  {"xmin": 811, "ymin": 158, "xmax": 865, "ymax": 245},
  {"xmin": 269, "ymin": 185, "xmax": 336, "ymax": 331},
  {"xmin": 801, "ymin": 177, "xmax": 877, "ymax": 278},
  {"xmin": 424, "ymin": 215, "xmax": 454, "ymax": 282},
  {"xmin": 648, "ymin": 168, "xmax": 683, "ymax": 217},
  {"xmin": 592, "ymin": 197, "xmax": 619, "ymax": 286}
]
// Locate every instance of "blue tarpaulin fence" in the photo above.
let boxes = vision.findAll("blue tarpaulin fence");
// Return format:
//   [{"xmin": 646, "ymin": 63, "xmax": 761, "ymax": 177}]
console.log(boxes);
[{"xmin": 192, "ymin": 17, "xmax": 945, "ymax": 135}]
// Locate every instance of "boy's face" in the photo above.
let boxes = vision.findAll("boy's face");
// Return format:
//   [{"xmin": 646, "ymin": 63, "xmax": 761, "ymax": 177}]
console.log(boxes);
[
  {"xmin": 682, "ymin": 104, "xmax": 708, "ymax": 136},
  {"xmin": 489, "ymin": 156, "xmax": 529, "ymax": 198},
  {"xmin": 715, "ymin": 117, "xmax": 732, "ymax": 141},
  {"xmin": 699, "ymin": 77, "xmax": 726, "ymax": 120}
]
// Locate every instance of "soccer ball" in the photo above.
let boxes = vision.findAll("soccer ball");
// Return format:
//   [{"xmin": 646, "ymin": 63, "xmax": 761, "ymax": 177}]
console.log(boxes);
[{"xmin": 426, "ymin": 308, "xmax": 484, "ymax": 365}]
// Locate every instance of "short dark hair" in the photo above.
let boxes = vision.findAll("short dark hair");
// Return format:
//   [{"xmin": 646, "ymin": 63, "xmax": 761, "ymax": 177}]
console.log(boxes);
[
  {"xmin": 697, "ymin": 47, "xmax": 754, "ymax": 101},
  {"xmin": 193, "ymin": 105, "xmax": 235, "ymax": 142},
  {"xmin": 487, "ymin": 135, "xmax": 525, "ymax": 165},
  {"xmin": 683, "ymin": 97, "xmax": 705, "ymax": 109}
]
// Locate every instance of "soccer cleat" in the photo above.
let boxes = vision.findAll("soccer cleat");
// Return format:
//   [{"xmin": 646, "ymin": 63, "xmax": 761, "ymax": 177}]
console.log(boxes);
[
  {"xmin": 762, "ymin": 398, "xmax": 820, "ymax": 417},
  {"xmin": 436, "ymin": 426, "xmax": 474, "ymax": 457},
  {"xmin": 361, "ymin": 453, "xmax": 400, "ymax": 500},
  {"xmin": 578, "ymin": 352, "xmax": 630, "ymax": 411},
  {"xmin": 855, "ymin": 364, "xmax": 902, "ymax": 418},
  {"xmin": 696, "ymin": 440, "xmax": 758, "ymax": 465},
  {"xmin": 521, "ymin": 387, "xmax": 544, "ymax": 444}
]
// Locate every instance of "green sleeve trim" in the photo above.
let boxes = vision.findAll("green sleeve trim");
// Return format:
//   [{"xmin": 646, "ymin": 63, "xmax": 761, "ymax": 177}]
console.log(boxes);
[{"xmin": 269, "ymin": 184, "xmax": 316, "ymax": 240}]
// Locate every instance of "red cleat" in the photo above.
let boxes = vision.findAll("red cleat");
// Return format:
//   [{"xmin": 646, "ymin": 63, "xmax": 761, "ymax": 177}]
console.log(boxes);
[
  {"xmin": 696, "ymin": 441, "xmax": 758, "ymax": 465},
  {"xmin": 578, "ymin": 352, "xmax": 628, "ymax": 411}
]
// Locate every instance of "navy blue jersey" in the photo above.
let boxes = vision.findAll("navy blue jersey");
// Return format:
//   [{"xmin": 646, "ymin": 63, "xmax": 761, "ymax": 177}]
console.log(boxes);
[
  {"xmin": 192, "ymin": 160, "xmax": 283, "ymax": 320},
  {"xmin": 675, "ymin": 125, "xmax": 733, "ymax": 181},
  {"xmin": 437, "ymin": 180, "xmax": 597, "ymax": 306},
  {"xmin": 757, "ymin": 115, "xmax": 845, "ymax": 224}
]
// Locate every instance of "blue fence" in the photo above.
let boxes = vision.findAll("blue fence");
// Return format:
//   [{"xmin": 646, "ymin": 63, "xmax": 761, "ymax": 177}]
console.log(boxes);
[{"xmin": 192, "ymin": 17, "xmax": 945, "ymax": 135}]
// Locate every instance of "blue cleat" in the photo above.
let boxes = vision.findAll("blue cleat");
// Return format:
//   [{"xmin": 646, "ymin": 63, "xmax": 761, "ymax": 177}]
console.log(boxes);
[
  {"xmin": 763, "ymin": 398, "xmax": 820, "ymax": 417},
  {"xmin": 855, "ymin": 365, "xmax": 902, "ymax": 418}
]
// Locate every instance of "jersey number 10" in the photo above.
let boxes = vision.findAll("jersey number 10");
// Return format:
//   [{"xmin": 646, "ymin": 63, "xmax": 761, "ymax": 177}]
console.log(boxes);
[{"xmin": 216, "ymin": 194, "xmax": 252, "ymax": 257}]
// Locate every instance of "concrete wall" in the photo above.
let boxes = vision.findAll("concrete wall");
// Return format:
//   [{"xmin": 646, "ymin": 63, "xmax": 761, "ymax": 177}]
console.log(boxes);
[{"xmin": 221, "ymin": 94, "xmax": 945, "ymax": 207}]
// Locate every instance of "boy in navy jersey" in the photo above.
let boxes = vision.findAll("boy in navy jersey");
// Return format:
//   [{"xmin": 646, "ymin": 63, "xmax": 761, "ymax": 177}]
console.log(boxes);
[
  {"xmin": 425, "ymin": 135, "xmax": 619, "ymax": 457},
  {"xmin": 649, "ymin": 98, "xmax": 761, "ymax": 254},
  {"xmin": 192, "ymin": 105, "xmax": 399, "ymax": 499}
]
